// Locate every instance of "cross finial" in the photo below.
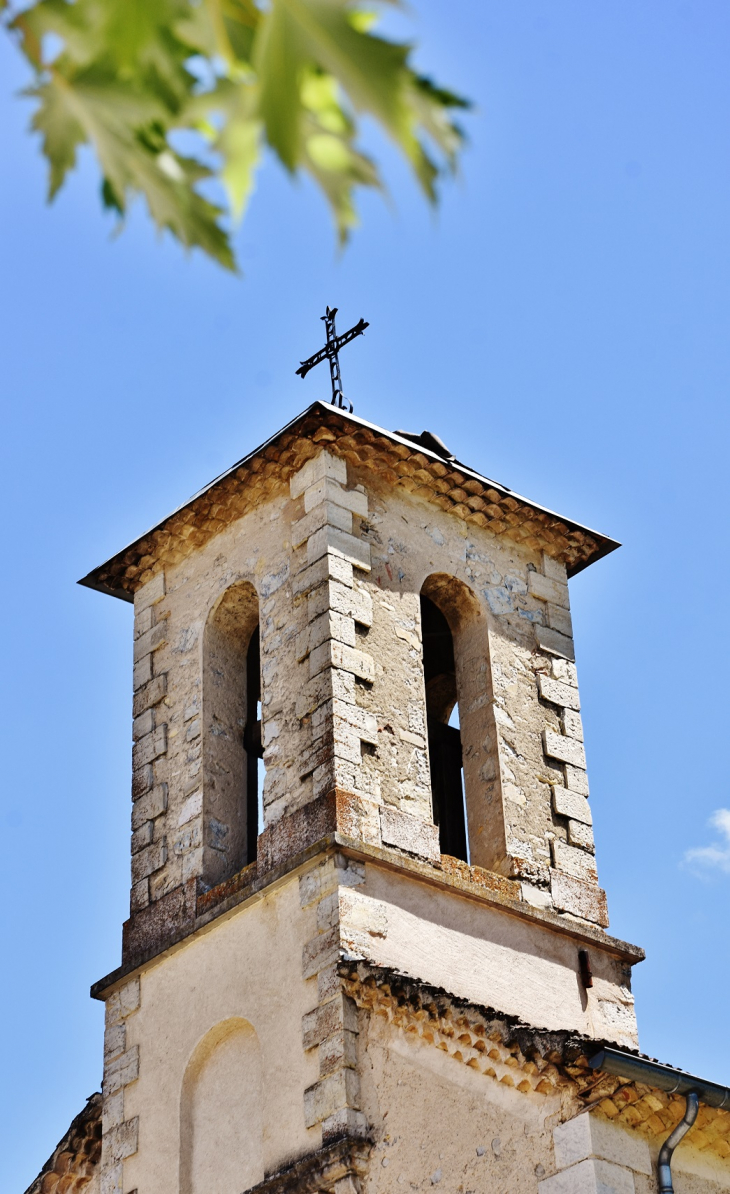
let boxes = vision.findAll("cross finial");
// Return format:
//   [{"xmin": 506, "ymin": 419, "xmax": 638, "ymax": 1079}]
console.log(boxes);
[{"xmin": 296, "ymin": 306, "xmax": 369, "ymax": 412}]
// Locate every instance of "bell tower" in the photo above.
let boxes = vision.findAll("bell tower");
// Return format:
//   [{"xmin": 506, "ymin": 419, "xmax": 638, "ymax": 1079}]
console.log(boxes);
[{"xmin": 83, "ymin": 401, "xmax": 645, "ymax": 1194}]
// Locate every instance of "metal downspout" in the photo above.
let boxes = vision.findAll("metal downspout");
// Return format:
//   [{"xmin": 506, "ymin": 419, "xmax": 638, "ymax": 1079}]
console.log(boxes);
[{"xmin": 657, "ymin": 1091, "xmax": 699, "ymax": 1194}]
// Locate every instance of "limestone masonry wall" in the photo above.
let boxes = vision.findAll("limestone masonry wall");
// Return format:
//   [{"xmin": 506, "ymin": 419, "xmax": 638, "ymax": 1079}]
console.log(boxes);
[{"xmin": 126, "ymin": 446, "xmax": 607, "ymax": 960}]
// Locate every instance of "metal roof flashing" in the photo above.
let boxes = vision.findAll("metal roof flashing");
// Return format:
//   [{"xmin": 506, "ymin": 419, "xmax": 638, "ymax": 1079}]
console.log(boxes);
[{"xmin": 78, "ymin": 401, "xmax": 620, "ymax": 601}]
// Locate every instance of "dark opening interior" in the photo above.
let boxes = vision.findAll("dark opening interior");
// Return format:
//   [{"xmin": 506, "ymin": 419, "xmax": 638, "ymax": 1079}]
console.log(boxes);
[
  {"xmin": 243, "ymin": 626, "xmax": 263, "ymax": 863},
  {"xmin": 420, "ymin": 594, "xmax": 468, "ymax": 862}
]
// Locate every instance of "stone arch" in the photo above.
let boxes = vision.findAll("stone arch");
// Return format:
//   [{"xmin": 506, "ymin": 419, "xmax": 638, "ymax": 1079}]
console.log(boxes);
[
  {"xmin": 420, "ymin": 574, "xmax": 501, "ymax": 870},
  {"xmin": 202, "ymin": 580, "xmax": 262, "ymax": 886},
  {"xmin": 180, "ymin": 1017, "xmax": 263, "ymax": 1194}
]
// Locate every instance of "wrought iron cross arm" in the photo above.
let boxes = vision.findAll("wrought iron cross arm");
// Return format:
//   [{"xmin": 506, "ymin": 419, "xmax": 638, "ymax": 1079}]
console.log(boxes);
[
  {"xmin": 332, "ymin": 318, "xmax": 369, "ymax": 353},
  {"xmin": 296, "ymin": 348, "xmax": 328, "ymax": 379},
  {"xmin": 295, "ymin": 318, "xmax": 369, "ymax": 380}
]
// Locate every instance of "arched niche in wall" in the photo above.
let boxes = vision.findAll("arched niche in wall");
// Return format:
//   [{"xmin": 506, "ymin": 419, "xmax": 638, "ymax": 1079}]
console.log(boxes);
[
  {"xmin": 420, "ymin": 573, "xmax": 501, "ymax": 870},
  {"xmin": 202, "ymin": 581, "xmax": 262, "ymax": 887},
  {"xmin": 180, "ymin": 1018, "xmax": 263, "ymax": 1194}
]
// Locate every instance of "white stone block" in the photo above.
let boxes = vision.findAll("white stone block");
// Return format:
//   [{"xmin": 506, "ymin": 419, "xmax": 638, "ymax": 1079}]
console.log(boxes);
[
  {"xmin": 304, "ymin": 476, "xmax": 368, "ymax": 517},
  {"xmin": 290, "ymin": 450, "xmax": 347, "ymax": 498},
  {"xmin": 568, "ymin": 820, "xmax": 594, "ymax": 850},
  {"xmin": 562, "ymin": 710, "xmax": 584, "ymax": 741},
  {"xmin": 565, "ymin": 765, "xmax": 590, "ymax": 796},
  {"xmin": 538, "ymin": 674, "xmax": 581, "ymax": 711},
  {"xmin": 134, "ymin": 570, "xmax": 166, "ymax": 613},
  {"xmin": 552, "ymin": 785, "xmax": 592, "ymax": 825},
  {"xmin": 307, "ymin": 525, "xmax": 371, "ymax": 572},
  {"xmin": 548, "ymin": 602, "xmax": 573, "ymax": 638},
  {"xmin": 552, "ymin": 839, "xmax": 598, "ymax": 882},
  {"xmin": 292, "ymin": 501, "xmax": 353, "ymax": 547},
  {"xmin": 529, "ymin": 572, "xmax": 570, "ymax": 607},
  {"xmin": 538, "ymin": 1158, "xmax": 635, "ymax": 1194},
  {"xmin": 543, "ymin": 730, "xmax": 586, "ymax": 769},
  {"xmin": 553, "ymin": 1115, "xmax": 651, "ymax": 1176}
]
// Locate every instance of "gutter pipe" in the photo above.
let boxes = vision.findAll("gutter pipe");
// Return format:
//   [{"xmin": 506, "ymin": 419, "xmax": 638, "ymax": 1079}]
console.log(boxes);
[{"xmin": 590, "ymin": 1048, "xmax": 730, "ymax": 1194}]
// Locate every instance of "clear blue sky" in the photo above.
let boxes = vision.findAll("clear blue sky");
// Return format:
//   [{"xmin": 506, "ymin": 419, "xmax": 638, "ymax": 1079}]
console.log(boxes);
[{"xmin": 2, "ymin": 3, "xmax": 729, "ymax": 1189}]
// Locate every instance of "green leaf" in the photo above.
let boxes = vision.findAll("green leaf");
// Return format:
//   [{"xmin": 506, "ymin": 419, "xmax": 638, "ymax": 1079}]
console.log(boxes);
[{"xmin": 9, "ymin": 0, "xmax": 471, "ymax": 269}]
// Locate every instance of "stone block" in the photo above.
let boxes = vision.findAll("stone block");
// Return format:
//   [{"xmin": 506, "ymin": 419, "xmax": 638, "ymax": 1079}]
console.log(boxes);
[
  {"xmin": 133, "ymin": 654, "xmax": 153, "ymax": 692},
  {"xmin": 132, "ymin": 672, "xmax": 167, "ymax": 718},
  {"xmin": 562, "ymin": 710, "xmax": 584, "ymax": 741},
  {"xmin": 309, "ymin": 640, "xmax": 375, "ymax": 683},
  {"xmin": 536, "ymin": 626, "xmax": 575, "ymax": 662},
  {"xmin": 104, "ymin": 1022, "xmax": 126, "ymax": 1062},
  {"xmin": 131, "ymin": 822, "xmax": 153, "ymax": 854},
  {"xmin": 544, "ymin": 730, "xmax": 585, "ymax": 768},
  {"xmin": 303, "ymin": 1068, "xmax": 361, "ymax": 1127},
  {"xmin": 304, "ymin": 477, "xmax": 369, "ymax": 517},
  {"xmin": 134, "ymin": 571, "xmax": 166, "ymax": 613},
  {"xmin": 130, "ymin": 878, "xmax": 149, "ymax": 913},
  {"xmin": 538, "ymin": 1159, "xmax": 635, "ymax": 1194},
  {"xmin": 553, "ymin": 1114, "xmax": 652, "ymax": 1176},
  {"xmin": 568, "ymin": 820, "xmax": 594, "ymax": 850},
  {"xmin": 293, "ymin": 552, "xmax": 353, "ymax": 597},
  {"xmin": 547, "ymin": 603, "xmax": 573, "ymax": 638},
  {"xmin": 133, "ymin": 620, "xmax": 168, "ymax": 664},
  {"xmin": 552, "ymin": 785, "xmax": 592, "ymax": 825},
  {"xmin": 292, "ymin": 501, "xmax": 353, "ymax": 547},
  {"xmin": 565, "ymin": 765, "xmax": 590, "ymax": 796},
  {"xmin": 106, "ymin": 978, "xmax": 140, "ymax": 1025},
  {"xmin": 132, "ymin": 725, "xmax": 167, "ymax": 771},
  {"xmin": 320, "ymin": 1029, "xmax": 358, "ymax": 1074},
  {"xmin": 302, "ymin": 995, "xmax": 358, "ymax": 1050},
  {"xmin": 102, "ymin": 1117, "xmax": 139, "ymax": 1165},
  {"xmin": 550, "ymin": 870, "xmax": 608, "ymax": 926},
  {"xmin": 322, "ymin": 1108, "xmax": 369, "ymax": 1144},
  {"xmin": 538, "ymin": 675, "xmax": 581, "ymax": 711},
  {"xmin": 380, "ymin": 806, "xmax": 440, "ymax": 861},
  {"xmin": 308, "ymin": 525, "xmax": 371, "ymax": 572},
  {"xmin": 521, "ymin": 883, "xmax": 553, "ymax": 909},
  {"xmin": 552, "ymin": 840, "xmax": 598, "ymax": 882},
  {"xmin": 132, "ymin": 764, "xmax": 154, "ymax": 801},
  {"xmin": 290, "ymin": 449, "xmax": 347, "ymax": 499},
  {"xmin": 309, "ymin": 580, "xmax": 373, "ymax": 627},
  {"xmin": 103, "ymin": 1091, "xmax": 125, "ymax": 1131},
  {"xmin": 131, "ymin": 784, "xmax": 168, "ymax": 830},
  {"xmin": 553, "ymin": 658, "xmax": 578, "ymax": 684},
  {"xmin": 528, "ymin": 572, "xmax": 570, "ymax": 608},
  {"xmin": 103, "ymin": 1045, "xmax": 139, "ymax": 1095},
  {"xmin": 131, "ymin": 840, "xmax": 167, "ymax": 884},
  {"xmin": 543, "ymin": 730, "xmax": 586, "ymax": 770},
  {"xmin": 298, "ymin": 610, "xmax": 356, "ymax": 660},
  {"xmin": 134, "ymin": 607, "xmax": 153, "ymax": 638},
  {"xmin": 302, "ymin": 926, "xmax": 341, "ymax": 980},
  {"xmin": 132, "ymin": 709, "xmax": 154, "ymax": 741},
  {"xmin": 100, "ymin": 1161, "xmax": 122, "ymax": 1194}
]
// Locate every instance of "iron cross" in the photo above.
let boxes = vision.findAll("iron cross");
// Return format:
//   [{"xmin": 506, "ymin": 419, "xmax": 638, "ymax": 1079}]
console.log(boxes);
[{"xmin": 296, "ymin": 307, "xmax": 369, "ymax": 413}]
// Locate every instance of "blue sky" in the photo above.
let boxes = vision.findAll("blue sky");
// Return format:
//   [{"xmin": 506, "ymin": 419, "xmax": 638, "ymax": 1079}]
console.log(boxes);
[{"xmin": 2, "ymin": 2, "xmax": 730, "ymax": 1189}]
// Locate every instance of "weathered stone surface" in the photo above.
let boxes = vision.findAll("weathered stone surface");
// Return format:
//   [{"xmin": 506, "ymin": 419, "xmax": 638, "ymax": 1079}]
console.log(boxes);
[
  {"xmin": 552, "ymin": 785, "xmax": 592, "ymax": 825},
  {"xmin": 528, "ymin": 571, "xmax": 570, "ymax": 607},
  {"xmin": 538, "ymin": 1158, "xmax": 635, "ymax": 1194},
  {"xmin": 543, "ymin": 730, "xmax": 586, "ymax": 770},
  {"xmin": 536, "ymin": 626, "xmax": 576, "ymax": 661},
  {"xmin": 552, "ymin": 840, "xmax": 598, "ymax": 882},
  {"xmin": 538, "ymin": 674, "xmax": 581, "ymax": 710},
  {"xmin": 134, "ymin": 571, "xmax": 165, "ymax": 613},
  {"xmin": 550, "ymin": 870, "xmax": 608, "ymax": 926},
  {"xmin": 379, "ymin": 805, "xmax": 440, "ymax": 861}
]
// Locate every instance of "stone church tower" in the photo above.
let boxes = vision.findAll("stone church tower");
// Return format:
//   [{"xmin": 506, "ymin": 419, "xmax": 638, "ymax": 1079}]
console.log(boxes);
[{"xmin": 26, "ymin": 402, "xmax": 730, "ymax": 1194}]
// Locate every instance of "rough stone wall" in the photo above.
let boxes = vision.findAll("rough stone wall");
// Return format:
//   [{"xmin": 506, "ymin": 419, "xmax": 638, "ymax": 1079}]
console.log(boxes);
[{"xmin": 125, "ymin": 444, "xmax": 607, "ymax": 957}]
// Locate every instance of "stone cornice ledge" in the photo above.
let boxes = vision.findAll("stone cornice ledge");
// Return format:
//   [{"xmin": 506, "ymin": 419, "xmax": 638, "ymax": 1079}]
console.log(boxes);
[
  {"xmin": 243, "ymin": 1137, "xmax": 373, "ymax": 1194},
  {"xmin": 92, "ymin": 833, "xmax": 643, "ymax": 1001}
]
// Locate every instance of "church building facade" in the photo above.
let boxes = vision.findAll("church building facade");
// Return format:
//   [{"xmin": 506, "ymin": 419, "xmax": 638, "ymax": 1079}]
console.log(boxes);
[{"xmin": 27, "ymin": 402, "xmax": 730, "ymax": 1194}]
